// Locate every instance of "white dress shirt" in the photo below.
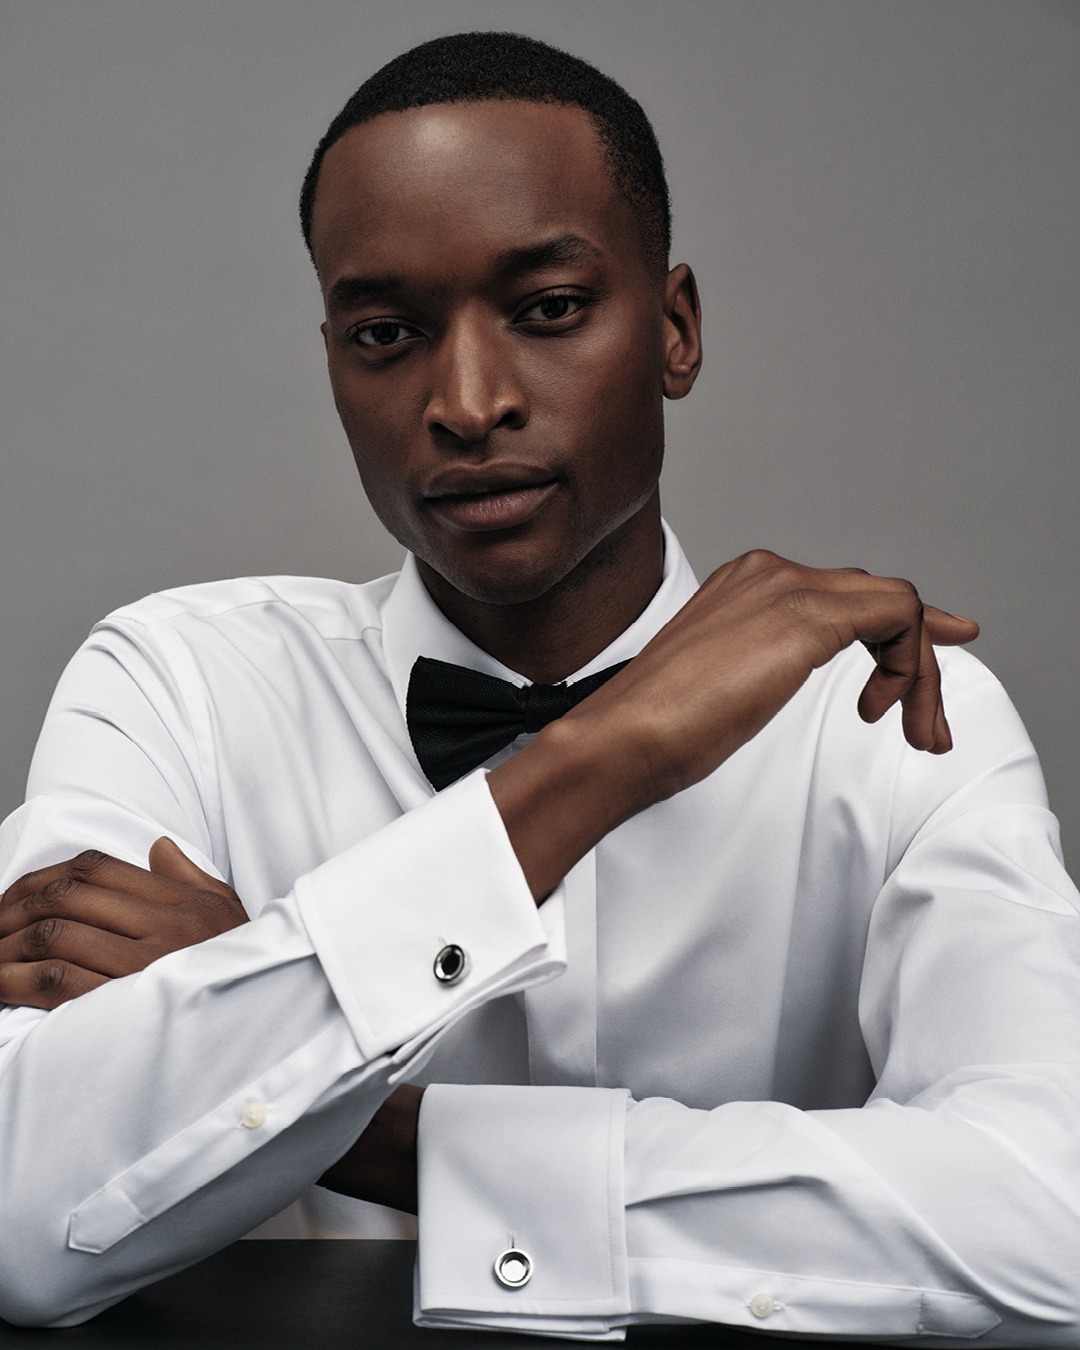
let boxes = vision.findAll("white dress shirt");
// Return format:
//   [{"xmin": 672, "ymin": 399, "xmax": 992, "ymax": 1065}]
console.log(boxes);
[{"xmin": 0, "ymin": 526, "xmax": 1077, "ymax": 1344}]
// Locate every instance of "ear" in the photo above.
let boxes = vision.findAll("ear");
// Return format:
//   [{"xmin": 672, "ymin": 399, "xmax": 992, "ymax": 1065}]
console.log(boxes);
[{"xmin": 661, "ymin": 264, "xmax": 702, "ymax": 400}]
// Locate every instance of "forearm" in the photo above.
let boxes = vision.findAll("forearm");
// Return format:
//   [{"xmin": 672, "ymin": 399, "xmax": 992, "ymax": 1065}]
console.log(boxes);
[
  {"xmin": 414, "ymin": 1069, "xmax": 1080, "ymax": 1344},
  {"xmin": 0, "ymin": 906, "xmax": 377, "ymax": 1325},
  {"xmin": 413, "ymin": 779, "xmax": 1080, "ymax": 1343},
  {"xmin": 0, "ymin": 776, "xmax": 562, "ymax": 1326}
]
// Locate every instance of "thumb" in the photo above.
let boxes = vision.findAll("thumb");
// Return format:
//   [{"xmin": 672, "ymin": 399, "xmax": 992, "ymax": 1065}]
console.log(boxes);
[{"xmin": 149, "ymin": 837, "xmax": 240, "ymax": 902}]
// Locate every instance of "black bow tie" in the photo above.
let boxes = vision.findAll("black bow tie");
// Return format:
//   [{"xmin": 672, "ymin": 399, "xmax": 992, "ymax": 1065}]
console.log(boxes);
[{"xmin": 406, "ymin": 655, "xmax": 630, "ymax": 791}]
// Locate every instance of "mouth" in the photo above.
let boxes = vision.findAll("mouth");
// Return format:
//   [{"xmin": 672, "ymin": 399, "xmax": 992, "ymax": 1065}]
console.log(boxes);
[{"xmin": 422, "ymin": 466, "xmax": 560, "ymax": 533}]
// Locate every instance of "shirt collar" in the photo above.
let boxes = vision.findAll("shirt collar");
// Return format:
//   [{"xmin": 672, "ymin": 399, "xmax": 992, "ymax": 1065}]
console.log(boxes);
[{"xmin": 381, "ymin": 520, "xmax": 699, "ymax": 722}]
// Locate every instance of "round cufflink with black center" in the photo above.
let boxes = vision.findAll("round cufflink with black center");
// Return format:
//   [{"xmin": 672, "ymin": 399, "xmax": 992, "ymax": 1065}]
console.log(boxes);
[
  {"xmin": 433, "ymin": 943, "xmax": 468, "ymax": 984},
  {"xmin": 494, "ymin": 1248, "xmax": 532, "ymax": 1288}
]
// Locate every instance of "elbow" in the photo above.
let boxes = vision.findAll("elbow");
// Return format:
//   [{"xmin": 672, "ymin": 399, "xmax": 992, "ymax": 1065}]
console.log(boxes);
[
  {"xmin": 0, "ymin": 1262, "xmax": 106, "ymax": 1329},
  {"xmin": 0, "ymin": 1224, "xmax": 118, "ymax": 1328},
  {"xmin": 0, "ymin": 1280, "xmax": 87, "ymax": 1330}
]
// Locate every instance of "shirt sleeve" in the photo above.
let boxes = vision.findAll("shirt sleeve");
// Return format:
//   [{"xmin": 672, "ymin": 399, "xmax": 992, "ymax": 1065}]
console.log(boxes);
[
  {"xmin": 414, "ymin": 684, "xmax": 1080, "ymax": 1343},
  {"xmin": 0, "ymin": 625, "xmax": 565, "ymax": 1328}
]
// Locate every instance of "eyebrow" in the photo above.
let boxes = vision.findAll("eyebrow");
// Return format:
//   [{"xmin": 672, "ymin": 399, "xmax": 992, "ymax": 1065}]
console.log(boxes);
[
  {"xmin": 326, "ymin": 234, "xmax": 603, "ymax": 314},
  {"xmin": 492, "ymin": 234, "xmax": 604, "ymax": 276},
  {"xmin": 326, "ymin": 274, "xmax": 405, "ymax": 313}
]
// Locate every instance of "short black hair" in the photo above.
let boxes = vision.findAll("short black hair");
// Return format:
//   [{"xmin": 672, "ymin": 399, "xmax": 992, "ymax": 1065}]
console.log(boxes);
[{"xmin": 299, "ymin": 31, "xmax": 671, "ymax": 276}]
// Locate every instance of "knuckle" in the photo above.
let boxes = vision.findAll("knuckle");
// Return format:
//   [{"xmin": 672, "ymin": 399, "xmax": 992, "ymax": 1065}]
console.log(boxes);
[
  {"xmin": 25, "ymin": 917, "xmax": 63, "ymax": 956},
  {"xmin": 32, "ymin": 961, "xmax": 71, "ymax": 997},
  {"xmin": 70, "ymin": 849, "xmax": 110, "ymax": 880},
  {"xmin": 191, "ymin": 895, "xmax": 233, "ymax": 936},
  {"xmin": 203, "ymin": 890, "xmax": 241, "ymax": 920},
  {"xmin": 2, "ymin": 869, "xmax": 47, "ymax": 907},
  {"xmin": 37, "ymin": 876, "xmax": 76, "ymax": 909},
  {"xmin": 887, "ymin": 576, "xmax": 920, "ymax": 603},
  {"xmin": 210, "ymin": 892, "xmax": 247, "ymax": 930},
  {"xmin": 173, "ymin": 894, "xmax": 244, "ymax": 946},
  {"xmin": 170, "ymin": 908, "xmax": 206, "ymax": 943},
  {"xmin": 740, "ymin": 548, "xmax": 782, "ymax": 571},
  {"xmin": 905, "ymin": 592, "xmax": 924, "ymax": 621}
]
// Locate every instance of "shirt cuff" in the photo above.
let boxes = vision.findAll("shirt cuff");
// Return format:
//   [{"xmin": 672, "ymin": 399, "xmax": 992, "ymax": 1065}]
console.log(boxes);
[
  {"xmin": 415, "ymin": 1083, "xmax": 631, "ymax": 1339},
  {"xmin": 294, "ymin": 770, "xmax": 566, "ymax": 1063}
]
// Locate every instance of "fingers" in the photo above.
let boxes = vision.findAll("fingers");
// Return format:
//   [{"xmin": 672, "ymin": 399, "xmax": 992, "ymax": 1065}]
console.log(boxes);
[
  {"xmin": 0, "ymin": 874, "xmax": 162, "ymax": 943},
  {"xmin": 0, "ymin": 873, "xmax": 227, "ymax": 945},
  {"xmin": 0, "ymin": 959, "xmax": 109, "ymax": 1011},
  {"xmin": 0, "ymin": 844, "xmax": 248, "ymax": 1011},
  {"xmin": 663, "ymin": 553, "xmax": 974, "ymax": 761},
  {"xmin": 2, "ymin": 846, "xmax": 244, "ymax": 921},
  {"xmin": 916, "ymin": 622, "xmax": 953, "ymax": 755},
  {"xmin": 770, "ymin": 578, "xmax": 941, "ymax": 753},
  {"xmin": 0, "ymin": 916, "xmax": 167, "ymax": 980},
  {"xmin": 898, "ymin": 622, "xmax": 951, "ymax": 754},
  {"xmin": 854, "ymin": 600, "xmax": 952, "ymax": 753},
  {"xmin": 923, "ymin": 605, "xmax": 979, "ymax": 646},
  {"xmin": 790, "ymin": 561, "xmax": 971, "ymax": 754},
  {"xmin": 2, "ymin": 849, "xmax": 176, "ymax": 913}
]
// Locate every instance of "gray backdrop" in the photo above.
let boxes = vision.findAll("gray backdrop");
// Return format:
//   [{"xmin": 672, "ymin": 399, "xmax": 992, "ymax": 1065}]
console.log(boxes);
[{"xmin": 2, "ymin": 1, "xmax": 1078, "ymax": 862}]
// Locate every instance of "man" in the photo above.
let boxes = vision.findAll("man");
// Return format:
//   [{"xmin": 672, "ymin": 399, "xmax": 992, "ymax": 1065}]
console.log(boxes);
[{"xmin": 0, "ymin": 31, "xmax": 1077, "ymax": 1343}]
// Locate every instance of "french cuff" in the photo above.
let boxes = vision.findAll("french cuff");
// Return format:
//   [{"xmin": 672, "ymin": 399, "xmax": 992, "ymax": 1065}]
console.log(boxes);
[
  {"xmin": 415, "ymin": 1084, "xmax": 631, "ymax": 1340},
  {"xmin": 295, "ymin": 770, "xmax": 566, "ymax": 1063}
]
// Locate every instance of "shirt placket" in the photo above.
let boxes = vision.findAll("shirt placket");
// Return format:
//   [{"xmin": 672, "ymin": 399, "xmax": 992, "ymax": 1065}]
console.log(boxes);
[{"xmin": 522, "ymin": 849, "xmax": 598, "ymax": 1086}]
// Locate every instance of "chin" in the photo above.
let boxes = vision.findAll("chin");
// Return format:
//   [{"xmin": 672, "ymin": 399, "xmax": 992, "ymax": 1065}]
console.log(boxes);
[
  {"xmin": 421, "ymin": 535, "xmax": 587, "ymax": 607},
  {"xmin": 413, "ymin": 496, "xmax": 659, "ymax": 609},
  {"xmin": 436, "ymin": 559, "xmax": 570, "ymax": 607}
]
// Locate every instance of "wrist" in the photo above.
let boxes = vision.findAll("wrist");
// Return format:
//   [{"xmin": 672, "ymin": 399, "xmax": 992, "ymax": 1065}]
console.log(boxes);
[{"xmin": 488, "ymin": 704, "xmax": 659, "ymax": 903}]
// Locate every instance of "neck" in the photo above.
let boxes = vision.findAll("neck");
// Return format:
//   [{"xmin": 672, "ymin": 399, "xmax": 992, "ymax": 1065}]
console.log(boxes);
[{"xmin": 416, "ymin": 496, "xmax": 664, "ymax": 684}]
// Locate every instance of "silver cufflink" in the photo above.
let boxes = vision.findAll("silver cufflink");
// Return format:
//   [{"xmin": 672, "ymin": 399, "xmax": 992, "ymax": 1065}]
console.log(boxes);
[
  {"xmin": 494, "ymin": 1247, "xmax": 532, "ymax": 1288},
  {"xmin": 433, "ymin": 943, "xmax": 468, "ymax": 984}
]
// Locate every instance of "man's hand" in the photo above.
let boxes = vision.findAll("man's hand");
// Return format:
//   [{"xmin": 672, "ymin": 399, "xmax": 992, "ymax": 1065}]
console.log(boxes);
[
  {"xmin": 491, "ymin": 550, "xmax": 980, "ymax": 902},
  {"xmin": 0, "ymin": 840, "xmax": 247, "ymax": 1010}
]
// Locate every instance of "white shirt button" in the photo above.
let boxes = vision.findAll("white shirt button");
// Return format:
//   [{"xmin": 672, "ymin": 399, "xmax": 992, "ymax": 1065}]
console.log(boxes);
[
  {"xmin": 494, "ymin": 1248, "xmax": 533, "ymax": 1288},
  {"xmin": 749, "ymin": 1292, "xmax": 775, "ymax": 1319},
  {"xmin": 240, "ymin": 1099, "xmax": 267, "ymax": 1129},
  {"xmin": 433, "ymin": 943, "xmax": 469, "ymax": 984}
]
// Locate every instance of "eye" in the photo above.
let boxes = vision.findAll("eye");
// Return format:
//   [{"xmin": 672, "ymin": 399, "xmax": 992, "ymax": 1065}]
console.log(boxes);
[
  {"xmin": 348, "ymin": 319, "xmax": 422, "ymax": 349},
  {"xmin": 516, "ymin": 292, "xmax": 588, "ymax": 325}
]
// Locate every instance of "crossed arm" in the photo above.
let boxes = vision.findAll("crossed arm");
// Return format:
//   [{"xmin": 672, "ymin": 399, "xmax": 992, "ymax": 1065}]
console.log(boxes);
[{"xmin": 0, "ymin": 551, "xmax": 976, "ymax": 1217}]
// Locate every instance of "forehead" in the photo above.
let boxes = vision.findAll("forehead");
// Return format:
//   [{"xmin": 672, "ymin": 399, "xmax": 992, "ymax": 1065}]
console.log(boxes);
[{"xmin": 310, "ymin": 100, "xmax": 641, "ymax": 286}]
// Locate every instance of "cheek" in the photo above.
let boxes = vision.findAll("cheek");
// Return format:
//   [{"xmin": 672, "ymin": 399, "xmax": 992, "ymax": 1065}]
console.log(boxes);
[
  {"xmin": 575, "ymin": 328, "xmax": 666, "ymax": 463},
  {"xmin": 533, "ymin": 310, "xmax": 663, "ymax": 428}
]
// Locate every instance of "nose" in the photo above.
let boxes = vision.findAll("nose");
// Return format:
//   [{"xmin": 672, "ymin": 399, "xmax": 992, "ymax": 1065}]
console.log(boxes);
[{"xmin": 423, "ymin": 314, "xmax": 528, "ymax": 443}]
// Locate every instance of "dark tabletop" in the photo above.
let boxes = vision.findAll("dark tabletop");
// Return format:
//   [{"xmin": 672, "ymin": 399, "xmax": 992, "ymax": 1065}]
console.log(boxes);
[{"xmin": 0, "ymin": 1240, "xmax": 866, "ymax": 1348}]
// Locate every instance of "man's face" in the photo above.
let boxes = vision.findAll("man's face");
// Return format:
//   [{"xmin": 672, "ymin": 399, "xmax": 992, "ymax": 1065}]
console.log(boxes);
[{"xmin": 311, "ymin": 99, "xmax": 687, "ymax": 606}]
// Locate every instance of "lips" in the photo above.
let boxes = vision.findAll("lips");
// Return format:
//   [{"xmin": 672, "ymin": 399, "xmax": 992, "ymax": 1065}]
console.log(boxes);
[{"xmin": 422, "ymin": 464, "xmax": 560, "ymax": 532}]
